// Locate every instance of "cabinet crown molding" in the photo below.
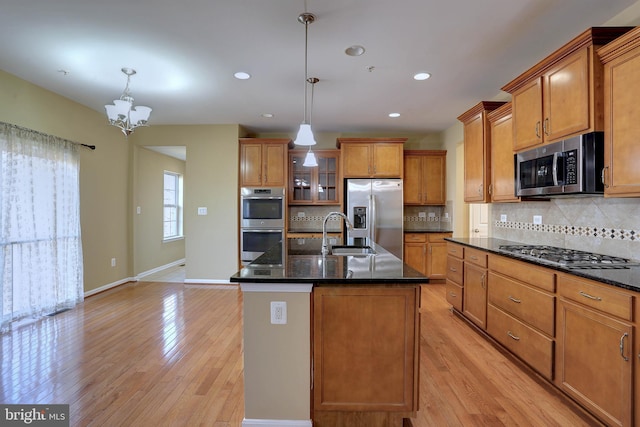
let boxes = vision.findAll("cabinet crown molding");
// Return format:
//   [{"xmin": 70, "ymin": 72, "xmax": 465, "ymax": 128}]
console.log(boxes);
[
  {"xmin": 597, "ymin": 26, "xmax": 640, "ymax": 64},
  {"xmin": 457, "ymin": 101, "xmax": 506, "ymax": 123}
]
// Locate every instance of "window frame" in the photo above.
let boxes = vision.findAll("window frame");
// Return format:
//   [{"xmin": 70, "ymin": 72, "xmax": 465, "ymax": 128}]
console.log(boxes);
[{"xmin": 163, "ymin": 170, "xmax": 183, "ymax": 242}]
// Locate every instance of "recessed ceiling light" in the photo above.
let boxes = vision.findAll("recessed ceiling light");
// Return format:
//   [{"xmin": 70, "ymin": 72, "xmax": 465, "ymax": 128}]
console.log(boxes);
[
  {"xmin": 413, "ymin": 72, "xmax": 431, "ymax": 81},
  {"xmin": 345, "ymin": 45, "xmax": 366, "ymax": 56},
  {"xmin": 261, "ymin": 113, "xmax": 274, "ymax": 118},
  {"xmin": 388, "ymin": 113, "xmax": 401, "ymax": 118},
  {"xmin": 234, "ymin": 71, "xmax": 251, "ymax": 80}
]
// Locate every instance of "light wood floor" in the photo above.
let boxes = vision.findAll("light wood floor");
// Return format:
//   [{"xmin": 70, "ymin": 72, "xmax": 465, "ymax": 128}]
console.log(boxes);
[{"xmin": 0, "ymin": 282, "xmax": 602, "ymax": 426}]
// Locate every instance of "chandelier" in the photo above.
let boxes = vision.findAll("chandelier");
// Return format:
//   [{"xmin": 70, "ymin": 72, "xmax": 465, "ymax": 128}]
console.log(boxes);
[
  {"xmin": 294, "ymin": 12, "xmax": 317, "ymax": 148},
  {"xmin": 104, "ymin": 68, "xmax": 152, "ymax": 136}
]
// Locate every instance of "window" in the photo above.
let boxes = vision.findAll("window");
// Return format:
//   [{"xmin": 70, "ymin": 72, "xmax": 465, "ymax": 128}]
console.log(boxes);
[{"xmin": 163, "ymin": 171, "xmax": 183, "ymax": 240}]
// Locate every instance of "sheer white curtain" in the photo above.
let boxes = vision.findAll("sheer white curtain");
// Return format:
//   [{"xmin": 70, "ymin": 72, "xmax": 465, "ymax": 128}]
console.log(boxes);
[{"xmin": 0, "ymin": 123, "xmax": 84, "ymax": 332}]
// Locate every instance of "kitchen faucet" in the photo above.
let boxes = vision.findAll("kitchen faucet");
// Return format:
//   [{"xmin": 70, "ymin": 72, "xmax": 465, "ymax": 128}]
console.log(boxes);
[{"xmin": 322, "ymin": 212, "xmax": 353, "ymax": 256}]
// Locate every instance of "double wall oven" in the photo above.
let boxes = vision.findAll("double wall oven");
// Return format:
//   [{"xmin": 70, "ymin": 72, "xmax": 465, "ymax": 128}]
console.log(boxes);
[{"xmin": 240, "ymin": 187, "xmax": 285, "ymax": 265}]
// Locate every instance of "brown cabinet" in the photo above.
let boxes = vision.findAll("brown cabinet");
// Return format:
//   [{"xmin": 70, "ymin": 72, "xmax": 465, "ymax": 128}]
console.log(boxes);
[
  {"xmin": 445, "ymin": 242, "xmax": 464, "ymax": 312},
  {"xmin": 488, "ymin": 103, "xmax": 519, "ymax": 202},
  {"xmin": 404, "ymin": 232, "xmax": 452, "ymax": 279},
  {"xmin": 598, "ymin": 26, "xmax": 640, "ymax": 198},
  {"xmin": 239, "ymin": 138, "xmax": 291, "ymax": 187},
  {"xmin": 462, "ymin": 247, "xmax": 488, "ymax": 329},
  {"xmin": 458, "ymin": 101, "xmax": 506, "ymax": 202},
  {"xmin": 502, "ymin": 27, "xmax": 632, "ymax": 151},
  {"xmin": 403, "ymin": 150, "xmax": 446, "ymax": 205},
  {"xmin": 337, "ymin": 138, "xmax": 405, "ymax": 178},
  {"xmin": 555, "ymin": 273, "xmax": 634, "ymax": 427},
  {"xmin": 313, "ymin": 285, "xmax": 420, "ymax": 425},
  {"xmin": 289, "ymin": 150, "xmax": 340, "ymax": 204}
]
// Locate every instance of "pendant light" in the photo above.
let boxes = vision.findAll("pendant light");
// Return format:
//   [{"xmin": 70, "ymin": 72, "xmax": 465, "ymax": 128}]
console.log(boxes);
[
  {"xmin": 294, "ymin": 12, "xmax": 317, "ymax": 147},
  {"xmin": 104, "ymin": 68, "xmax": 152, "ymax": 136},
  {"xmin": 302, "ymin": 77, "xmax": 319, "ymax": 167}
]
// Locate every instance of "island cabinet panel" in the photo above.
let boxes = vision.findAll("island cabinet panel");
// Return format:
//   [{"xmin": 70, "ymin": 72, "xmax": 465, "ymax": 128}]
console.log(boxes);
[
  {"xmin": 555, "ymin": 273, "xmax": 634, "ymax": 427},
  {"xmin": 313, "ymin": 286, "xmax": 419, "ymax": 425},
  {"xmin": 598, "ymin": 26, "xmax": 640, "ymax": 198}
]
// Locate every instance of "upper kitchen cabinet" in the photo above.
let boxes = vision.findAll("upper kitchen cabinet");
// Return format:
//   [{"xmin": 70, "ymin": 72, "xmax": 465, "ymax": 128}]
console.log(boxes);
[
  {"xmin": 289, "ymin": 149, "xmax": 340, "ymax": 204},
  {"xmin": 502, "ymin": 27, "xmax": 633, "ymax": 151},
  {"xmin": 598, "ymin": 26, "xmax": 640, "ymax": 198},
  {"xmin": 239, "ymin": 138, "xmax": 292, "ymax": 187},
  {"xmin": 458, "ymin": 101, "xmax": 506, "ymax": 203},
  {"xmin": 336, "ymin": 138, "xmax": 406, "ymax": 178},
  {"xmin": 488, "ymin": 103, "xmax": 520, "ymax": 203},
  {"xmin": 403, "ymin": 150, "xmax": 446, "ymax": 205}
]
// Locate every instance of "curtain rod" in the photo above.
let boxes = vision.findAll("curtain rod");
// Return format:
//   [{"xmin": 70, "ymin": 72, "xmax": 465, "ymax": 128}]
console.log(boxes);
[{"xmin": 0, "ymin": 121, "xmax": 96, "ymax": 151}]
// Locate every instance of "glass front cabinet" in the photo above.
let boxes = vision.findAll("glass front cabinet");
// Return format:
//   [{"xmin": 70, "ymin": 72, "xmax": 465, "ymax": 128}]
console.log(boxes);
[{"xmin": 289, "ymin": 150, "xmax": 340, "ymax": 204}]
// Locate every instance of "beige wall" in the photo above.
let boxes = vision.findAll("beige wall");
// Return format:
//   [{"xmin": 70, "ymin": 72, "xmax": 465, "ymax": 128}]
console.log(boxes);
[
  {"xmin": 134, "ymin": 147, "xmax": 186, "ymax": 275},
  {"xmin": 0, "ymin": 69, "xmax": 131, "ymax": 293},
  {"xmin": 131, "ymin": 125, "xmax": 241, "ymax": 282}
]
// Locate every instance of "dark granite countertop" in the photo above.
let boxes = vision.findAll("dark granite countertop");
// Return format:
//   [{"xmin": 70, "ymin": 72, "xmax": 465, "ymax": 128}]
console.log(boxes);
[
  {"xmin": 446, "ymin": 237, "xmax": 640, "ymax": 293},
  {"xmin": 230, "ymin": 238, "xmax": 427, "ymax": 285},
  {"xmin": 404, "ymin": 229, "xmax": 453, "ymax": 233}
]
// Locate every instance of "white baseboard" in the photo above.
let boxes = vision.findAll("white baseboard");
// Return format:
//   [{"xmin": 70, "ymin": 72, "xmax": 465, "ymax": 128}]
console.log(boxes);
[
  {"xmin": 184, "ymin": 278, "xmax": 235, "ymax": 284},
  {"xmin": 136, "ymin": 258, "xmax": 186, "ymax": 280},
  {"xmin": 242, "ymin": 419, "xmax": 312, "ymax": 427},
  {"xmin": 84, "ymin": 277, "xmax": 135, "ymax": 297}
]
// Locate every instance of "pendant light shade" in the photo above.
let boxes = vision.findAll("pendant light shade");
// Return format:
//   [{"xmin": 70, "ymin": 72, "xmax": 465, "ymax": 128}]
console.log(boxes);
[
  {"xmin": 295, "ymin": 123, "xmax": 317, "ymax": 146},
  {"xmin": 105, "ymin": 68, "xmax": 152, "ymax": 136},
  {"xmin": 303, "ymin": 147, "xmax": 318, "ymax": 167}
]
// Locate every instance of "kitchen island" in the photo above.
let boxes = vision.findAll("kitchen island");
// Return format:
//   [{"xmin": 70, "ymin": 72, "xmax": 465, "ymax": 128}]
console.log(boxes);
[{"xmin": 230, "ymin": 238, "xmax": 427, "ymax": 427}]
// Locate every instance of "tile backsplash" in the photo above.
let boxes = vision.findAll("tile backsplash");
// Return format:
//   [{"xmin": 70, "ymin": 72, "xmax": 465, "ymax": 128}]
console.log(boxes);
[
  {"xmin": 490, "ymin": 197, "xmax": 640, "ymax": 261},
  {"xmin": 403, "ymin": 204, "xmax": 453, "ymax": 231}
]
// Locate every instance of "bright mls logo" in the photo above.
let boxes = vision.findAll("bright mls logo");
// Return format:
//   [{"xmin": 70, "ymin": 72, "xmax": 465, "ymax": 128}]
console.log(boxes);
[{"xmin": 1, "ymin": 405, "xmax": 69, "ymax": 426}]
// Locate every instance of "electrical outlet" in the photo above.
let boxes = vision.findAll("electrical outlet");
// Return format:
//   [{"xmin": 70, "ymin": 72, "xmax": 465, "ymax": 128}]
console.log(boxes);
[
  {"xmin": 197, "ymin": 207, "xmax": 207, "ymax": 215},
  {"xmin": 270, "ymin": 301, "xmax": 287, "ymax": 325},
  {"xmin": 533, "ymin": 215, "xmax": 542, "ymax": 225},
  {"xmin": 297, "ymin": 211, "xmax": 306, "ymax": 217},
  {"xmin": 428, "ymin": 212, "xmax": 436, "ymax": 218},
  {"xmin": 418, "ymin": 212, "xmax": 426, "ymax": 218},
  {"xmin": 500, "ymin": 214, "xmax": 507, "ymax": 222},
  {"xmin": 111, "ymin": 258, "xmax": 116, "ymax": 267}
]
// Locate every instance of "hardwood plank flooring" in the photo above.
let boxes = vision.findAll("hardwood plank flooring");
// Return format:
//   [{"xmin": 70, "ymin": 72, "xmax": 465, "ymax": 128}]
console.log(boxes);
[{"xmin": 0, "ymin": 281, "xmax": 603, "ymax": 426}]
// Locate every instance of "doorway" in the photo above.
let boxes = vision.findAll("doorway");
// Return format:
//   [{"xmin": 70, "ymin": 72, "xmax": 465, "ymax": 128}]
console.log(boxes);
[{"xmin": 469, "ymin": 203, "xmax": 489, "ymax": 237}]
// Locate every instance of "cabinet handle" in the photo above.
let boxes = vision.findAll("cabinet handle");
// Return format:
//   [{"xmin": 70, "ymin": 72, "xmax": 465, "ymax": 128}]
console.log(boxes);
[
  {"xmin": 620, "ymin": 332, "xmax": 629, "ymax": 361},
  {"xmin": 481, "ymin": 272, "xmax": 486, "ymax": 289},
  {"xmin": 579, "ymin": 291, "xmax": 602, "ymax": 301},
  {"xmin": 469, "ymin": 255, "xmax": 478, "ymax": 260},
  {"xmin": 478, "ymin": 184, "xmax": 482, "ymax": 195},
  {"xmin": 449, "ymin": 292, "xmax": 457, "ymax": 298},
  {"xmin": 449, "ymin": 267, "xmax": 457, "ymax": 272},
  {"xmin": 508, "ymin": 296, "xmax": 521, "ymax": 304},
  {"xmin": 535, "ymin": 121, "xmax": 541, "ymax": 138},
  {"xmin": 543, "ymin": 117, "xmax": 550, "ymax": 136},
  {"xmin": 507, "ymin": 331, "xmax": 520, "ymax": 341}
]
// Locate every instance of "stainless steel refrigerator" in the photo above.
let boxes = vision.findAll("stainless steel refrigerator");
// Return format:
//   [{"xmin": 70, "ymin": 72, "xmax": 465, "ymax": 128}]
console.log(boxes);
[{"xmin": 344, "ymin": 179, "xmax": 404, "ymax": 259}]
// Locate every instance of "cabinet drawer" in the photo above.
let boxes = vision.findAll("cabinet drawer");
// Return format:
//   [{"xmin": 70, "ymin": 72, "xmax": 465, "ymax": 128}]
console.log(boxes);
[
  {"xmin": 487, "ymin": 304, "xmax": 554, "ymax": 380},
  {"xmin": 557, "ymin": 273, "xmax": 633, "ymax": 321},
  {"xmin": 404, "ymin": 233, "xmax": 427, "ymax": 243},
  {"xmin": 446, "ymin": 256, "xmax": 463, "ymax": 285},
  {"xmin": 428, "ymin": 233, "xmax": 452, "ymax": 243},
  {"xmin": 446, "ymin": 280, "xmax": 463, "ymax": 312},
  {"xmin": 488, "ymin": 255, "xmax": 555, "ymax": 292},
  {"xmin": 447, "ymin": 242, "xmax": 464, "ymax": 259},
  {"xmin": 488, "ymin": 272, "xmax": 555, "ymax": 336},
  {"xmin": 464, "ymin": 247, "xmax": 487, "ymax": 268}
]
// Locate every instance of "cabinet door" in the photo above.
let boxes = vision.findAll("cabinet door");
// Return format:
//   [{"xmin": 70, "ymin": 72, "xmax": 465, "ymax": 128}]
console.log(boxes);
[
  {"xmin": 289, "ymin": 152, "xmax": 313, "ymax": 203},
  {"xmin": 543, "ymin": 48, "xmax": 590, "ymax": 142},
  {"xmin": 316, "ymin": 152, "xmax": 339, "ymax": 203},
  {"xmin": 512, "ymin": 78, "xmax": 543, "ymax": 151},
  {"xmin": 556, "ymin": 298, "xmax": 632, "ymax": 427},
  {"xmin": 404, "ymin": 242, "xmax": 426, "ymax": 275},
  {"xmin": 490, "ymin": 110, "xmax": 519, "ymax": 202},
  {"xmin": 403, "ymin": 155, "xmax": 423, "ymax": 204},
  {"xmin": 240, "ymin": 143, "xmax": 263, "ymax": 186},
  {"xmin": 463, "ymin": 263, "xmax": 487, "ymax": 329},
  {"xmin": 263, "ymin": 143, "xmax": 286, "ymax": 186},
  {"xmin": 423, "ymin": 155, "xmax": 446, "ymax": 205},
  {"xmin": 342, "ymin": 143, "xmax": 371, "ymax": 177},
  {"xmin": 427, "ymin": 242, "xmax": 448, "ymax": 279},
  {"xmin": 602, "ymin": 45, "xmax": 640, "ymax": 197},
  {"xmin": 463, "ymin": 113, "xmax": 488, "ymax": 202},
  {"xmin": 372, "ymin": 143, "xmax": 402, "ymax": 177}
]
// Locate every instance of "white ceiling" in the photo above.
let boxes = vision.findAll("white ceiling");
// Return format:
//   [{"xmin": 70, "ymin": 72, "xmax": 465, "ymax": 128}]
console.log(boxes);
[{"xmin": 2, "ymin": 0, "xmax": 640, "ymax": 136}]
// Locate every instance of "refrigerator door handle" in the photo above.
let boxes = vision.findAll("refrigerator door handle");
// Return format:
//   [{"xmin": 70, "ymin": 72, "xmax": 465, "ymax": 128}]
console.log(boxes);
[{"xmin": 369, "ymin": 193, "xmax": 376, "ymax": 243}]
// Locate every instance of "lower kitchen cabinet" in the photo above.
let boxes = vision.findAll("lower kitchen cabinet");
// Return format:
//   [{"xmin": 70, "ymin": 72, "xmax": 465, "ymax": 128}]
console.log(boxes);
[
  {"xmin": 555, "ymin": 273, "xmax": 634, "ymax": 427},
  {"xmin": 445, "ymin": 243, "xmax": 464, "ymax": 311},
  {"xmin": 462, "ymin": 248, "xmax": 488, "ymax": 329},
  {"xmin": 313, "ymin": 286, "xmax": 420, "ymax": 426},
  {"xmin": 404, "ymin": 232, "xmax": 452, "ymax": 279}
]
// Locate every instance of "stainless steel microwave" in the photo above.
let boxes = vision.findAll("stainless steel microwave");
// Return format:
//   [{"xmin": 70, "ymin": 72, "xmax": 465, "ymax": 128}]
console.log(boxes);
[{"xmin": 515, "ymin": 132, "xmax": 604, "ymax": 197}]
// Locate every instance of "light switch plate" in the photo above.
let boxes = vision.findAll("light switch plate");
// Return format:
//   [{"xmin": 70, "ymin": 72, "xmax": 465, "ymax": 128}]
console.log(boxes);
[{"xmin": 197, "ymin": 207, "xmax": 207, "ymax": 215}]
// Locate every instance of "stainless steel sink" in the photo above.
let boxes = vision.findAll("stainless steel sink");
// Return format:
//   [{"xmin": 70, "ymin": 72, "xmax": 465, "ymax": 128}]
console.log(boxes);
[{"xmin": 329, "ymin": 245, "xmax": 376, "ymax": 256}]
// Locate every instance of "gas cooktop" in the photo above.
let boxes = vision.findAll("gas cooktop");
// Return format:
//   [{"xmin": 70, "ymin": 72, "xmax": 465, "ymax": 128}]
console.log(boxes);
[{"xmin": 498, "ymin": 244, "xmax": 639, "ymax": 270}]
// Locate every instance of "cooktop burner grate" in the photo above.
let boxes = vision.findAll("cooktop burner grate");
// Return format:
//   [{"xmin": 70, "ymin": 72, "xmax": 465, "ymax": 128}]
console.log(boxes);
[{"xmin": 497, "ymin": 244, "xmax": 638, "ymax": 269}]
